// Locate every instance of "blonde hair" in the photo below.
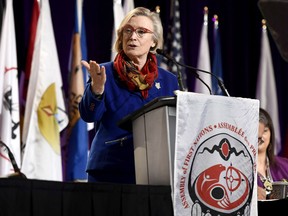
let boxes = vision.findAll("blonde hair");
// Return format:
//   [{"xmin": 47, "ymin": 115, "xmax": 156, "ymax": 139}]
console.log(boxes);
[{"xmin": 113, "ymin": 7, "xmax": 163, "ymax": 54}]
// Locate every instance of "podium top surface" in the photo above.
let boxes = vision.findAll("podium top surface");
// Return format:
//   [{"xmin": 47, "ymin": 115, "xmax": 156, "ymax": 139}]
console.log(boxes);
[{"xmin": 118, "ymin": 96, "xmax": 176, "ymax": 131}]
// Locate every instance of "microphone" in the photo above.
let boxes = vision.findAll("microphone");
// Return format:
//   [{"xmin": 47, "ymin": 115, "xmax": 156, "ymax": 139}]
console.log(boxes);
[
  {"xmin": 156, "ymin": 49, "xmax": 230, "ymax": 96},
  {"xmin": 157, "ymin": 49, "xmax": 185, "ymax": 91},
  {"xmin": 0, "ymin": 140, "xmax": 27, "ymax": 179},
  {"xmin": 156, "ymin": 49, "xmax": 211, "ymax": 94}
]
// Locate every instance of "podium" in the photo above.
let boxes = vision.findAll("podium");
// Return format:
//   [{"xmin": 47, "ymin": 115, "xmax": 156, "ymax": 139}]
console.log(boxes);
[
  {"xmin": 120, "ymin": 93, "xmax": 260, "ymax": 216},
  {"xmin": 118, "ymin": 96, "xmax": 176, "ymax": 186}
]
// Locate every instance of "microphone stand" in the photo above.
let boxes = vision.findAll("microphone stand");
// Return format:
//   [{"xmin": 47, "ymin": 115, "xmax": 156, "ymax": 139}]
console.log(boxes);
[
  {"xmin": 157, "ymin": 49, "xmax": 230, "ymax": 97},
  {"xmin": 174, "ymin": 60, "xmax": 185, "ymax": 91}
]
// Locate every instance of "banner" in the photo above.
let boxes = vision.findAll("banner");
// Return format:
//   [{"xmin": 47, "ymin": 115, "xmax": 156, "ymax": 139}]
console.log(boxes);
[{"xmin": 173, "ymin": 92, "xmax": 259, "ymax": 216}]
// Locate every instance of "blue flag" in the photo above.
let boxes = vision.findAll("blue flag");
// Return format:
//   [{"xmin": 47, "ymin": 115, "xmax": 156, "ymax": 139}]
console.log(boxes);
[
  {"xmin": 65, "ymin": 0, "xmax": 89, "ymax": 181},
  {"xmin": 212, "ymin": 15, "xmax": 224, "ymax": 95}
]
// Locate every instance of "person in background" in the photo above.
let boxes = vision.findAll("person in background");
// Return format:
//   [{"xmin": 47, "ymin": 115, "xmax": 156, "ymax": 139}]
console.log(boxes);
[
  {"xmin": 257, "ymin": 108, "xmax": 288, "ymax": 200},
  {"xmin": 79, "ymin": 7, "xmax": 179, "ymax": 184}
]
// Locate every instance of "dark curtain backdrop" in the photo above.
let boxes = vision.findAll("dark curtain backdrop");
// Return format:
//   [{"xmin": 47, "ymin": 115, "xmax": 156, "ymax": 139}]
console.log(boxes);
[{"xmin": 13, "ymin": 0, "xmax": 288, "ymax": 155}]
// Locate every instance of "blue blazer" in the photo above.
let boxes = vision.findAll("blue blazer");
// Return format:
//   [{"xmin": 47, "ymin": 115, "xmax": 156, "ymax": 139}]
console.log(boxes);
[{"xmin": 79, "ymin": 61, "xmax": 179, "ymax": 183}]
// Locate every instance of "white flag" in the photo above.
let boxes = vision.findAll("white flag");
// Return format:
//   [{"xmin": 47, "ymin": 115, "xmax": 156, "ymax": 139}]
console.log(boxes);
[
  {"xmin": 123, "ymin": 0, "xmax": 134, "ymax": 14},
  {"xmin": 21, "ymin": 0, "xmax": 68, "ymax": 181},
  {"xmin": 173, "ymin": 92, "xmax": 259, "ymax": 216},
  {"xmin": 0, "ymin": 5, "xmax": 5, "ymax": 113},
  {"xmin": 194, "ymin": 8, "xmax": 212, "ymax": 94},
  {"xmin": 256, "ymin": 21, "xmax": 281, "ymax": 154},
  {"xmin": 111, "ymin": 0, "xmax": 134, "ymax": 61},
  {"xmin": 110, "ymin": 0, "xmax": 125, "ymax": 61},
  {"xmin": 0, "ymin": 0, "xmax": 21, "ymax": 177}
]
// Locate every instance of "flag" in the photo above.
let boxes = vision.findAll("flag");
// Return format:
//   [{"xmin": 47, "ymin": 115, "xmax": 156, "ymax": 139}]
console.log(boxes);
[
  {"xmin": 173, "ymin": 92, "xmax": 259, "ymax": 216},
  {"xmin": 0, "ymin": 0, "xmax": 6, "ymax": 113},
  {"xmin": 64, "ymin": 0, "xmax": 89, "ymax": 182},
  {"xmin": 123, "ymin": 0, "xmax": 134, "ymax": 15},
  {"xmin": 19, "ymin": 0, "xmax": 40, "ymax": 125},
  {"xmin": 0, "ymin": 0, "xmax": 5, "ymax": 37},
  {"xmin": 212, "ymin": 15, "xmax": 224, "ymax": 95},
  {"xmin": 194, "ymin": 7, "xmax": 212, "ymax": 94},
  {"xmin": 256, "ymin": 19, "xmax": 281, "ymax": 154},
  {"xmin": 0, "ymin": 0, "xmax": 21, "ymax": 177},
  {"xmin": 21, "ymin": 0, "xmax": 68, "ymax": 181},
  {"xmin": 78, "ymin": 1, "xmax": 92, "ymax": 132},
  {"xmin": 160, "ymin": 0, "xmax": 187, "ymax": 90},
  {"xmin": 110, "ymin": 0, "xmax": 125, "ymax": 61},
  {"xmin": 110, "ymin": 0, "xmax": 134, "ymax": 61}
]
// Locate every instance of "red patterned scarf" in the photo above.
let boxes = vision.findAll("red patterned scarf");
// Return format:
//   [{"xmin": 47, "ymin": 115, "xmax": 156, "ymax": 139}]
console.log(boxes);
[{"xmin": 114, "ymin": 51, "xmax": 158, "ymax": 99}]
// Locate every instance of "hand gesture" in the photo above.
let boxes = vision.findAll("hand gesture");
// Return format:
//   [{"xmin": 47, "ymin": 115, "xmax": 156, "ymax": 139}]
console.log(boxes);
[{"xmin": 81, "ymin": 60, "xmax": 106, "ymax": 95}]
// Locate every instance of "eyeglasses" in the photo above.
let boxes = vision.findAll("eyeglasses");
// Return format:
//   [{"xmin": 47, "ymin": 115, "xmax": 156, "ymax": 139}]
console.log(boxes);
[{"xmin": 123, "ymin": 25, "xmax": 154, "ymax": 38}]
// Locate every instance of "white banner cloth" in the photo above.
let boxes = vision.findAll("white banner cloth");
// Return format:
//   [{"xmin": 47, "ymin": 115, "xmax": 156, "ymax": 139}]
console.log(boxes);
[{"xmin": 173, "ymin": 92, "xmax": 259, "ymax": 216}]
